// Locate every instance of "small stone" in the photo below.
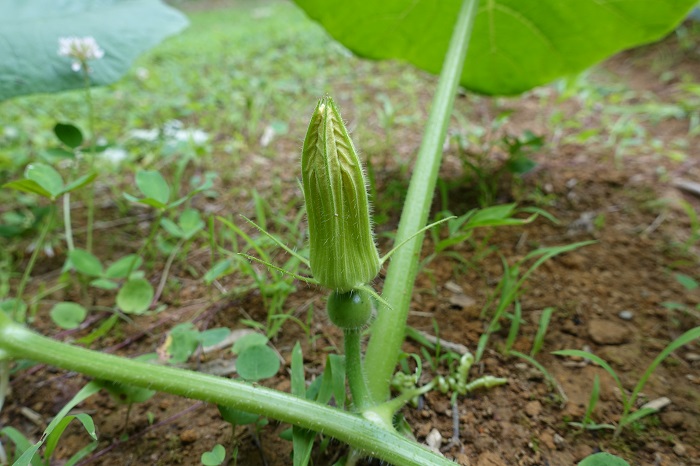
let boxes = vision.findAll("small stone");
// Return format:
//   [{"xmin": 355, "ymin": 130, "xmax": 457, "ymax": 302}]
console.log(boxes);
[
  {"xmin": 445, "ymin": 281, "xmax": 463, "ymax": 293},
  {"xmin": 685, "ymin": 352, "xmax": 700, "ymax": 362},
  {"xmin": 641, "ymin": 396, "xmax": 671, "ymax": 412},
  {"xmin": 476, "ymin": 451, "xmax": 507, "ymax": 466},
  {"xmin": 449, "ymin": 293, "xmax": 476, "ymax": 309},
  {"xmin": 673, "ymin": 442, "xmax": 687, "ymax": 457},
  {"xmin": 425, "ymin": 428, "xmax": 443, "ymax": 450},
  {"xmin": 618, "ymin": 310, "xmax": 634, "ymax": 321},
  {"xmin": 553, "ymin": 433, "xmax": 566, "ymax": 449},
  {"xmin": 179, "ymin": 429, "xmax": 198, "ymax": 444},
  {"xmin": 660, "ymin": 411, "xmax": 687, "ymax": 429},
  {"xmin": 587, "ymin": 319, "xmax": 631, "ymax": 345},
  {"xmin": 524, "ymin": 400, "xmax": 542, "ymax": 418}
]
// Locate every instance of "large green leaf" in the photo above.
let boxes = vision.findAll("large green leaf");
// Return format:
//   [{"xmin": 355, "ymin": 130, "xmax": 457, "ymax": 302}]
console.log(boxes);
[
  {"xmin": 0, "ymin": 0, "xmax": 188, "ymax": 101},
  {"xmin": 293, "ymin": 0, "xmax": 696, "ymax": 95}
]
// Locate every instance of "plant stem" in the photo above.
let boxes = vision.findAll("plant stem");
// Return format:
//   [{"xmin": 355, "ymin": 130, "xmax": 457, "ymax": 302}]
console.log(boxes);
[
  {"xmin": 83, "ymin": 67, "xmax": 96, "ymax": 253},
  {"xmin": 63, "ymin": 193, "xmax": 75, "ymax": 251},
  {"xmin": 344, "ymin": 329, "xmax": 370, "ymax": 410},
  {"xmin": 364, "ymin": 0, "xmax": 479, "ymax": 403},
  {"xmin": 13, "ymin": 206, "xmax": 56, "ymax": 321},
  {"xmin": 0, "ymin": 314, "xmax": 456, "ymax": 466}
]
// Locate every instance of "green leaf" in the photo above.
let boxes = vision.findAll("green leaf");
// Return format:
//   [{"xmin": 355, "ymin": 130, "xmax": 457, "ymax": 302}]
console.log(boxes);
[
  {"xmin": 63, "ymin": 172, "xmax": 97, "ymax": 194},
  {"xmin": 116, "ymin": 278, "xmax": 154, "ymax": 314},
  {"xmin": 44, "ymin": 413, "xmax": 96, "ymax": 462},
  {"xmin": 50, "ymin": 302, "xmax": 88, "ymax": 329},
  {"xmin": 578, "ymin": 452, "xmax": 630, "ymax": 466},
  {"xmin": 203, "ymin": 259, "xmax": 233, "ymax": 284},
  {"xmin": 217, "ymin": 405, "xmax": 259, "ymax": 426},
  {"xmin": 178, "ymin": 208, "xmax": 204, "ymax": 239},
  {"xmin": 95, "ymin": 379, "xmax": 155, "ymax": 404},
  {"xmin": 674, "ymin": 272, "xmax": 698, "ymax": 290},
  {"xmin": 136, "ymin": 170, "xmax": 170, "ymax": 206},
  {"xmin": 231, "ymin": 333, "xmax": 268, "ymax": 354},
  {"xmin": 2, "ymin": 179, "xmax": 53, "ymax": 198},
  {"xmin": 201, "ymin": 444, "xmax": 226, "ymax": 466},
  {"xmin": 25, "ymin": 163, "xmax": 64, "ymax": 199},
  {"xmin": 69, "ymin": 248, "xmax": 104, "ymax": 277},
  {"xmin": 0, "ymin": 0, "xmax": 188, "ymax": 101},
  {"xmin": 199, "ymin": 327, "xmax": 230, "ymax": 347},
  {"xmin": 105, "ymin": 254, "xmax": 142, "ymax": 279},
  {"xmin": 160, "ymin": 217, "xmax": 184, "ymax": 238},
  {"xmin": 168, "ymin": 323, "xmax": 200, "ymax": 363},
  {"xmin": 236, "ymin": 344, "xmax": 280, "ymax": 381},
  {"xmin": 54, "ymin": 123, "xmax": 83, "ymax": 149},
  {"xmin": 89, "ymin": 278, "xmax": 118, "ymax": 290},
  {"xmin": 293, "ymin": 0, "xmax": 696, "ymax": 96}
]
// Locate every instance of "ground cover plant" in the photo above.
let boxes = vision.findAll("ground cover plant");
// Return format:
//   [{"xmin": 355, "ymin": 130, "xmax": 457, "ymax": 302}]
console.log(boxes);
[{"xmin": 1, "ymin": 0, "xmax": 700, "ymax": 465}]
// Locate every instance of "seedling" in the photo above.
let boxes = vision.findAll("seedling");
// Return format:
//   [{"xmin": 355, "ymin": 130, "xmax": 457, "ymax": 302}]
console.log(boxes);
[{"xmin": 554, "ymin": 326, "xmax": 700, "ymax": 436}]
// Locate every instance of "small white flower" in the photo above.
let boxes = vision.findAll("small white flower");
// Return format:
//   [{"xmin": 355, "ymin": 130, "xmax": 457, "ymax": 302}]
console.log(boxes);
[{"xmin": 58, "ymin": 36, "xmax": 105, "ymax": 72}]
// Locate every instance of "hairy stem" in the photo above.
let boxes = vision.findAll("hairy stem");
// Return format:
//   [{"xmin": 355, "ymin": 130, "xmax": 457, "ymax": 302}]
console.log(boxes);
[
  {"xmin": 364, "ymin": 0, "xmax": 479, "ymax": 402},
  {"xmin": 0, "ymin": 314, "xmax": 456, "ymax": 466},
  {"xmin": 344, "ymin": 329, "xmax": 370, "ymax": 410},
  {"xmin": 83, "ymin": 68, "xmax": 96, "ymax": 253},
  {"xmin": 63, "ymin": 193, "xmax": 75, "ymax": 251}
]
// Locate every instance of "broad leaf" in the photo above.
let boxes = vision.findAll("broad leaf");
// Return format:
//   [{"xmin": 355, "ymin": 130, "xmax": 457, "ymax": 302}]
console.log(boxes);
[
  {"xmin": 117, "ymin": 278, "xmax": 154, "ymax": 314},
  {"xmin": 54, "ymin": 123, "xmax": 84, "ymax": 149},
  {"xmin": 136, "ymin": 170, "xmax": 170, "ymax": 206},
  {"xmin": 293, "ymin": 0, "xmax": 697, "ymax": 95},
  {"xmin": 25, "ymin": 163, "xmax": 64, "ymax": 199},
  {"xmin": 50, "ymin": 302, "xmax": 88, "ymax": 329},
  {"xmin": 0, "ymin": 0, "xmax": 188, "ymax": 100}
]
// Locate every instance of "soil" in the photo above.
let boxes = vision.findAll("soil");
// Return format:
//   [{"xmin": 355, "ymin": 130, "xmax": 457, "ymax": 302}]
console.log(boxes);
[{"xmin": 2, "ymin": 8, "xmax": 700, "ymax": 466}]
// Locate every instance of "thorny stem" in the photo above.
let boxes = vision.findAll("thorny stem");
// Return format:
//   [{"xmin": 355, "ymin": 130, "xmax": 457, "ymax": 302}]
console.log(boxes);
[
  {"xmin": 0, "ymin": 314, "xmax": 457, "ymax": 466},
  {"xmin": 364, "ymin": 0, "xmax": 479, "ymax": 403},
  {"xmin": 14, "ymin": 206, "xmax": 56, "ymax": 321}
]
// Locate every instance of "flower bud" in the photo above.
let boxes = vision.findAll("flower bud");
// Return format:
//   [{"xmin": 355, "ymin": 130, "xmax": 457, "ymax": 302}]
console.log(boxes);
[{"xmin": 301, "ymin": 96, "xmax": 380, "ymax": 292}]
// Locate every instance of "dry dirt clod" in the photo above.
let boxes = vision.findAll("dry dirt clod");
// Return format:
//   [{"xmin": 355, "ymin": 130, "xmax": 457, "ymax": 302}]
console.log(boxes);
[
  {"xmin": 660, "ymin": 411, "xmax": 687, "ymax": 429},
  {"xmin": 179, "ymin": 429, "xmax": 199, "ymax": 444},
  {"xmin": 425, "ymin": 428, "xmax": 443, "ymax": 451},
  {"xmin": 587, "ymin": 319, "xmax": 631, "ymax": 345},
  {"xmin": 673, "ymin": 442, "xmax": 687, "ymax": 457},
  {"xmin": 524, "ymin": 400, "xmax": 542, "ymax": 418}
]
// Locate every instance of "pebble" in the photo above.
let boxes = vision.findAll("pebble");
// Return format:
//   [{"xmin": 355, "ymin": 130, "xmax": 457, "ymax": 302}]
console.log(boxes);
[
  {"xmin": 685, "ymin": 352, "xmax": 700, "ymax": 362},
  {"xmin": 641, "ymin": 396, "xmax": 671, "ymax": 412},
  {"xmin": 618, "ymin": 310, "xmax": 634, "ymax": 321},
  {"xmin": 445, "ymin": 281, "xmax": 464, "ymax": 293},
  {"xmin": 425, "ymin": 428, "xmax": 443, "ymax": 450},
  {"xmin": 450, "ymin": 293, "xmax": 476, "ymax": 309},
  {"xmin": 587, "ymin": 319, "xmax": 631, "ymax": 345}
]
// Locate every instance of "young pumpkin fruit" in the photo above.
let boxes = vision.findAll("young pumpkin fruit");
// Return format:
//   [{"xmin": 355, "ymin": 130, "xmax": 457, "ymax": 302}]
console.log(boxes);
[{"xmin": 301, "ymin": 96, "xmax": 380, "ymax": 292}]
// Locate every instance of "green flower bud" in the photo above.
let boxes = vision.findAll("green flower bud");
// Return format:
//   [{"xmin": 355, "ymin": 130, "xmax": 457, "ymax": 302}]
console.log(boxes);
[
  {"xmin": 326, "ymin": 289, "xmax": 373, "ymax": 330},
  {"xmin": 302, "ymin": 96, "xmax": 380, "ymax": 292}
]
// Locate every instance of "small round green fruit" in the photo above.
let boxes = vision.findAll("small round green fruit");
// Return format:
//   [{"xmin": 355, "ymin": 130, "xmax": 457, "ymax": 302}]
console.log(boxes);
[{"xmin": 327, "ymin": 289, "xmax": 373, "ymax": 330}]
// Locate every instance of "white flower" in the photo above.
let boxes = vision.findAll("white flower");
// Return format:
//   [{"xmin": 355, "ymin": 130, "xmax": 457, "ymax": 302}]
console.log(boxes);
[{"xmin": 58, "ymin": 36, "xmax": 105, "ymax": 72}]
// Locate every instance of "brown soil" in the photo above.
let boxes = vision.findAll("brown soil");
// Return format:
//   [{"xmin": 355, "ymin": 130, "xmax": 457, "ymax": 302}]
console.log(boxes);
[{"xmin": 2, "ymin": 15, "xmax": 700, "ymax": 466}]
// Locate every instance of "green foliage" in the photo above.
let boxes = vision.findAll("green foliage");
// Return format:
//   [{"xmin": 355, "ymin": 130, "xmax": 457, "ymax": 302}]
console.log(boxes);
[
  {"xmin": 293, "ymin": 0, "xmax": 696, "ymax": 95},
  {"xmin": 0, "ymin": 0, "xmax": 188, "ymax": 100},
  {"xmin": 554, "ymin": 326, "xmax": 700, "ymax": 436},
  {"xmin": 49, "ymin": 302, "xmax": 88, "ymax": 329},
  {"xmin": 201, "ymin": 444, "xmax": 226, "ymax": 466},
  {"xmin": 161, "ymin": 322, "xmax": 230, "ymax": 364},
  {"xmin": 0, "ymin": 382, "xmax": 101, "ymax": 466},
  {"xmin": 116, "ymin": 278, "xmax": 154, "ymax": 315},
  {"xmin": 578, "ymin": 452, "xmax": 630, "ymax": 466},
  {"xmin": 3, "ymin": 163, "xmax": 96, "ymax": 201}
]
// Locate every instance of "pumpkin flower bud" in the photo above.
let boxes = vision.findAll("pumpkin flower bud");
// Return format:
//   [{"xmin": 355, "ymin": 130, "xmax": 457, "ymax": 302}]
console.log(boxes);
[{"xmin": 301, "ymin": 96, "xmax": 380, "ymax": 292}]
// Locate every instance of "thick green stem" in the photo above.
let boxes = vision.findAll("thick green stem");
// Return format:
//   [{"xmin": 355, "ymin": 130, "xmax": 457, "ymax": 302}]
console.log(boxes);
[
  {"xmin": 344, "ymin": 329, "xmax": 370, "ymax": 410},
  {"xmin": 364, "ymin": 0, "xmax": 479, "ymax": 403},
  {"xmin": 13, "ymin": 206, "xmax": 56, "ymax": 321},
  {"xmin": 0, "ymin": 314, "xmax": 456, "ymax": 466}
]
